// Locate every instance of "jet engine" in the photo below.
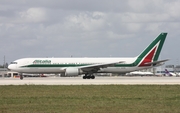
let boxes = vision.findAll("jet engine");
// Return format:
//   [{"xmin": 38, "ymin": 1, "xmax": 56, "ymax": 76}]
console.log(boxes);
[{"xmin": 65, "ymin": 68, "xmax": 83, "ymax": 76}]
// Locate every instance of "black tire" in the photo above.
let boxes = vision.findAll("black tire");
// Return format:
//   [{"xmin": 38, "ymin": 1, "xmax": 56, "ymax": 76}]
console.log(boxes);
[
  {"xmin": 83, "ymin": 76, "xmax": 86, "ymax": 79},
  {"xmin": 91, "ymin": 76, "xmax": 95, "ymax": 79},
  {"xmin": 20, "ymin": 76, "xmax": 23, "ymax": 80}
]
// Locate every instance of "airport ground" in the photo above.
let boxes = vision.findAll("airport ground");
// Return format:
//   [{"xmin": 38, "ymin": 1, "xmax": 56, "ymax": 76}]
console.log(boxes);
[
  {"xmin": 1, "ymin": 76, "xmax": 180, "ymax": 85},
  {"xmin": 1, "ymin": 76, "xmax": 180, "ymax": 113}
]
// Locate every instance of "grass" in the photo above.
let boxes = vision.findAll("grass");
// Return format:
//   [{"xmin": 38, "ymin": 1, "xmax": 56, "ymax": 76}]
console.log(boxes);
[{"xmin": 0, "ymin": 85, "xmax": 180, "ymax": 113}]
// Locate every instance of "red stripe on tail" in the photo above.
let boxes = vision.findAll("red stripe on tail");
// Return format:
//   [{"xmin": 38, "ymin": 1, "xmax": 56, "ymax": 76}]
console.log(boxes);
[{"xmin": 139, "ymin": 47, "xmax": 157, "ymax": 67}]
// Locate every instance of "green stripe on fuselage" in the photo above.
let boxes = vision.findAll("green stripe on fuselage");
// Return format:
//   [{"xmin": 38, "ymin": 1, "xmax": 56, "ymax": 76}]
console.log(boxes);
[{"xmin": 21, "ymin": 63, "xmax": 137, "ymax": 68}]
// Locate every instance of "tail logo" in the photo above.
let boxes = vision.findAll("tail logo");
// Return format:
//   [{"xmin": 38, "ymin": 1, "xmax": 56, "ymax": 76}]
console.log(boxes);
[
  {"xmin": 139, "ymin": 47, "xmax": 157, "ymax": 66},
  {"xmin": 135, "ymin": 33, "xmax": 167, "ymax": 67}
]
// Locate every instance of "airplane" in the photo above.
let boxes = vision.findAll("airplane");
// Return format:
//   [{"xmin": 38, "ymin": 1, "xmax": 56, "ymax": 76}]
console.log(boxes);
[
  {"xmin": 8, "ymin": 33, "xmax": 168, "ymax": 79},
  {"xmin": 126, "ymin": 71, "xmax": 153, "ymax": 76},
  {"xmin": 164, "ymin": 69, "xmax": 177, "ymax": 77}
]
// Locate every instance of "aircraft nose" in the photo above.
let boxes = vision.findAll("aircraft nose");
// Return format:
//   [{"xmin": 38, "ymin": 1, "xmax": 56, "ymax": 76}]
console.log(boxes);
[
  {"xmin": 8, "ymin": 64, "xmax": 16, "ymax": 70},
  {"xmin": 8, "ymin": 65, "xmax": 12, "ymax": 70}
]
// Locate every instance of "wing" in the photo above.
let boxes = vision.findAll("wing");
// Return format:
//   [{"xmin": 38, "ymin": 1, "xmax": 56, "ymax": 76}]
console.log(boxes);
[{"xmin": 79, "ymin": 61, "xmax": 124, "ymax": 73}]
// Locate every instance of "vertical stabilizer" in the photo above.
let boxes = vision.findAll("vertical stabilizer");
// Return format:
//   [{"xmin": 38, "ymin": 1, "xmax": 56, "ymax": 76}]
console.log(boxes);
[{"xmin": 135, "ymin": 33, "xmax": 167, "ymax": 66}]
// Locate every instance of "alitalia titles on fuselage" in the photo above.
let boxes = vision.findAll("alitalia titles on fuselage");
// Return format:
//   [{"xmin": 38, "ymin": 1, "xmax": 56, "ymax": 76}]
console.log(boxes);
[{"xmin": 33, "ymin": 60, "xmax": 51, "ymax": 64}]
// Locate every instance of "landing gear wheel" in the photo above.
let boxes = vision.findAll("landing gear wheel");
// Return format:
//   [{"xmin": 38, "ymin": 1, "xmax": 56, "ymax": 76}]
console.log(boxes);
[
  {"xmin": 83, "ymin": 76, "xmax": 86, "ymax": 79},
  {"xmin": 91, "ymin": 75, "xmax": 95, "ymax": 79},
  {"xmin": 20, "ymin": 75, "xmax": 23, "ymax": 80}
]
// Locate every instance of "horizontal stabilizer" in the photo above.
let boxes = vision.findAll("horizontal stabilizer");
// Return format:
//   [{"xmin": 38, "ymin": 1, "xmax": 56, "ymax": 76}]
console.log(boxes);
[{"xmin": 144, "ymin": 59, "xmax": 169, "ymax": 65}]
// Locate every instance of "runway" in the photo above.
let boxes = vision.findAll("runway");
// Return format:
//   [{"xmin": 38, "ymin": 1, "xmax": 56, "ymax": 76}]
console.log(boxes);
[{"xmin": 1, "ymin": 76, "xmax": 180, "ymax": 85}]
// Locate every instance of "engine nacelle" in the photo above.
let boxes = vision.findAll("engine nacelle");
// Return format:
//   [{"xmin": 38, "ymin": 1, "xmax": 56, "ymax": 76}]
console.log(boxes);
[{"xmin": 65, "ymin": 68, "xmax": 82, "ymax": 76}]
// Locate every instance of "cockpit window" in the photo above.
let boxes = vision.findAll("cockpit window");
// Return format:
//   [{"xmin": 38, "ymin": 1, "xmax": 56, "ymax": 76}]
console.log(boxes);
[{"xmin": 10, "ymin": 62, "xmax": 17, "ymax": 64}]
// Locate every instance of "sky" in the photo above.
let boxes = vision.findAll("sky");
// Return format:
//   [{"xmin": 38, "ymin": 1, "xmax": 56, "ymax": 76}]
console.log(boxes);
[{"xmin": 0, "ymin": 0, "xmax": 180, "ymax": 66}]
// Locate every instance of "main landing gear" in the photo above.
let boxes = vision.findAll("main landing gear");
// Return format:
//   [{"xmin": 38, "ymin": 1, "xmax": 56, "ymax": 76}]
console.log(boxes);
[{"xmin": 83, "ymin": 74, "xmax": 95, "ymax": 79}]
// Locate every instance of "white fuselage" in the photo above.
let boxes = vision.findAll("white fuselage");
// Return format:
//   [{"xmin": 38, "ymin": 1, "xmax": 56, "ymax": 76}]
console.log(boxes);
[{"xmin": 8, "ymin": 57, "xmax": 153, "ymax": 74}]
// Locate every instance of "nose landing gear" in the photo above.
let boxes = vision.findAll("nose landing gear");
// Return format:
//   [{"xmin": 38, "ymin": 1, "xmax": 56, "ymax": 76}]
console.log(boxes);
[{"xmin": 19, "ymin": 73, "xmax": 23, "ymax": 80}]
